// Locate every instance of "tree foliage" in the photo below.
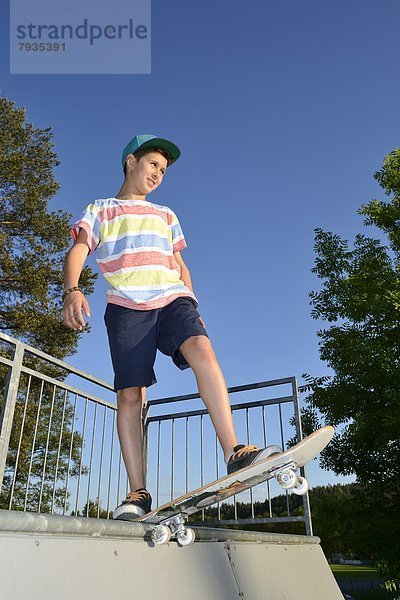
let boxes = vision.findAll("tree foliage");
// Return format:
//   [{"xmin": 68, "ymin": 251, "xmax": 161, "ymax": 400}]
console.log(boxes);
[
  {"xmin": 0, "ymin": 97, "xmax": 96, "ymax": 513},
  {"xmin": 303, "ymin": 148, "xmax": 400, "ymax": 586},
  {"xmin": 0, "ymin": 96, "xmax": 97, "ymax": 358}
]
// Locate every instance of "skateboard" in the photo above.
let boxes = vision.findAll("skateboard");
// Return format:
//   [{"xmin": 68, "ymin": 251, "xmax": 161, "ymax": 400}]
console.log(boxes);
[{"xmin": 138, "ymin": 425, "xmax": 334, "ymax": 546}]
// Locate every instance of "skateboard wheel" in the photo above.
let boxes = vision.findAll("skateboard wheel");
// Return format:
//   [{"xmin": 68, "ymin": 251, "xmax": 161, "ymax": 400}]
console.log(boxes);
[
  {"xmin": 292, "ymin": 476, "xmax": 309, "ymax": 495},
  {"xmin": 177, "ymin": 528, "xmax": 195, "ymax": 546},
  {"xmin": 276, "ymin": 468, "xmax": 297, "ymax": 490},
  {"xmin": 152, "ymin": 525, "xmax": 171, "ymax": 545}
]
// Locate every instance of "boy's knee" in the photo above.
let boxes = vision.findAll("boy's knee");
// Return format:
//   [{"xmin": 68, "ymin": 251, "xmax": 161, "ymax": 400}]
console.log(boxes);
[
  {"xmin": 117, "ymin": 386, "xmax": 145, "ymax": 407},
  {"xmin": 180, "ymin": 335, "xmax": 215, "ymax": 363}
]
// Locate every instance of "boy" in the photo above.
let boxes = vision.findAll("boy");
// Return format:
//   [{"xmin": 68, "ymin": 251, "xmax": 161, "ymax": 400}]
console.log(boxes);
[{"xmin": 62, "ymin": 134, "xmax": 281, "ymax": 520}]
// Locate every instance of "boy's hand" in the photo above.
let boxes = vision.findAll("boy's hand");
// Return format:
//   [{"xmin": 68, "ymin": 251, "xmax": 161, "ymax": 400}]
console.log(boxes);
[{"xmin": 62, "ymin": 291, "xmax": 91, "ymax": 332}]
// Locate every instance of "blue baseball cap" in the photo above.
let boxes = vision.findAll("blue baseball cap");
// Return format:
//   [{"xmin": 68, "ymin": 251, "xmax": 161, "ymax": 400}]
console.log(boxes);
[{"xmin": 121, "ymin": 134, "xmax": 181, "ymax": 170}]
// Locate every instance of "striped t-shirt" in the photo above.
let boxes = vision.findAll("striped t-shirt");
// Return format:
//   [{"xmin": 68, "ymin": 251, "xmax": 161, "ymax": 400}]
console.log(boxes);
[{"xmin": 70, "ymin": 197, "xmax": 198, "ymax": 310}]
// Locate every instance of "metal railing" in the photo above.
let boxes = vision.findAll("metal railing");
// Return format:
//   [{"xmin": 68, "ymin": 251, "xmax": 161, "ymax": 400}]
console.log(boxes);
[
  {"xmin": 0, "ymin": 332, "xmax": 119, "ymax": 519},
  {"xmin": 0, "ymin": 332, "xmax": 312, "ymax": 534}
]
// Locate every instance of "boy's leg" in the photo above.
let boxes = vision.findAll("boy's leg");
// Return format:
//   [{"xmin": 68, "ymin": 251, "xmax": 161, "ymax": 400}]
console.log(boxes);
[
  {"xmin": 179, "ymin": 335, "xmax": 239, "ymax": 462},
  {"xmin": 104, "ymin": 302, "xmax": 158, "ymax": 498},
  {"xmin": 179, "ymin": 335, "xmax": 281, "ymax": 472},
  {"xmin": 158, "ymin": 297, "xmax": 282, "ymax": 477},
  {"xmin": 113, "ymin": 384, "xmax": 153, "ymax": 520},
  {"xmin": 117, "ymin": 385, "xmax": 147, "ymax": 491}
]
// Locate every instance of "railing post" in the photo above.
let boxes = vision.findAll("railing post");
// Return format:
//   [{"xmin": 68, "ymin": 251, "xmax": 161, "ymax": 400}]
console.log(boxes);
[
  {"xmin": 142, "ymin": 401, "xmax": 150, "ymax": 489},
  {"xmin": 291, "ymin": 376, "xmax": 303, "ymax": 442},
  {"xmin": 0, "ymin": 341, "xmax": 24, "ymax": 491},
  {"xmin": 292, "ymin": 377, "xmax": 313, "ymax": 537}
]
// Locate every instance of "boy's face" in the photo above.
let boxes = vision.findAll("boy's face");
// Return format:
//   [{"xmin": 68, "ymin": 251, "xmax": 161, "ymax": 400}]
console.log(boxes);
[{"xmin": 126, "ymin": 151, "xmax": 168, "ymax": 197}]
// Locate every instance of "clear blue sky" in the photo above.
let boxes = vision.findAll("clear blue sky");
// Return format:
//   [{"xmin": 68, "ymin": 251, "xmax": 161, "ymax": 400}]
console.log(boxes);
[{"xmin": 1, "ymin": 0, "xmax": 399, "ymax": 492}]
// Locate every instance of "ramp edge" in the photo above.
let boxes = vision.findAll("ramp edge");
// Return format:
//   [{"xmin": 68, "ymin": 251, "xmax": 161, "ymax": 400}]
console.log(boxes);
[{"xmin": 0, "ymin": 509, "xmax": 320, "ymax": 545}]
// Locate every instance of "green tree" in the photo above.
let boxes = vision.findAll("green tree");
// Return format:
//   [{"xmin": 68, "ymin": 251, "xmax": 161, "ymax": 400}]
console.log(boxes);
[
  {"xmin": 0, "ymin": 97, "xmax": 97, "ymax": 513},
  {"xmin": 303, "ymin": 148, "xmax": 400, "ymax": 587},
  {"xmin": 77, "ymin": 499, "xmax": 110, "ymax": 519},
  {"xmin": 0, "ymin": 96, "xmax": 97, "ymax": 358}
]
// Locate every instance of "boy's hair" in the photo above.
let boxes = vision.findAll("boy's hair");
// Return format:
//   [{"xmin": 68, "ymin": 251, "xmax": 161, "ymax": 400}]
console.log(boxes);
[{"xmin": 123, "ymin": 146, "xmax": 173, "ymax": 176}]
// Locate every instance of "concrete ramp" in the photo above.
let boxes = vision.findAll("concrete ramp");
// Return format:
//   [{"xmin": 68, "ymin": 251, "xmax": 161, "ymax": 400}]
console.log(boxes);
[{"xmin": 0, "ymin": 510, "xmax": 342, "ymax": 599}]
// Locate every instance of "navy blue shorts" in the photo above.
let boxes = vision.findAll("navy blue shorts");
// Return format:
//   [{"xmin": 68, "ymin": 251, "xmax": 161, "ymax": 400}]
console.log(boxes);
[{"xmin": 104, "ymin": 297, "xmax": 209, "ymax": 391}]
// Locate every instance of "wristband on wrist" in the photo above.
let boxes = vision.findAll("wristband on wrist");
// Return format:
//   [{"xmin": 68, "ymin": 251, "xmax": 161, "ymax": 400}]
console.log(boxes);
[{"xmin": 62, "ymin": 286, "xmax": 83, "ymax": 302}]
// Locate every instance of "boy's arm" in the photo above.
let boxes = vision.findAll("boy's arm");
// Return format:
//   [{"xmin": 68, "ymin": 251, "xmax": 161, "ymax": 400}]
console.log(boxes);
[
  {"xmin": 174, "ymin": 251, "xmax": 193, "ymax": 291},
  {"xmin": 174, "ymin": 251, "xmax": 206, "ymax": 328},
  {"xmin": 63, "ymin": 229, "xmax": 91, "ymax": 331}
]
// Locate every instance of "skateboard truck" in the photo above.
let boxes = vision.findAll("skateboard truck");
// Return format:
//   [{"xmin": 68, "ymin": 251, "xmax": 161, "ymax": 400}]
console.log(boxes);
[
  {"xmin": 269, "ymin": 461, "xmax": 309, "ymax": 495},
  {"xmin": 151, "ymin": 513, "xmax": 196, "ymax": 546}
]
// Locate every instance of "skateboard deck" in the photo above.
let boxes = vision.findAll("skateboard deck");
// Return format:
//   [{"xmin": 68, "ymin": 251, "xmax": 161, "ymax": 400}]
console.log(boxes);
[{"xmin": 138, "ymin": 426, "xmax": 334, "ymax": 545}]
